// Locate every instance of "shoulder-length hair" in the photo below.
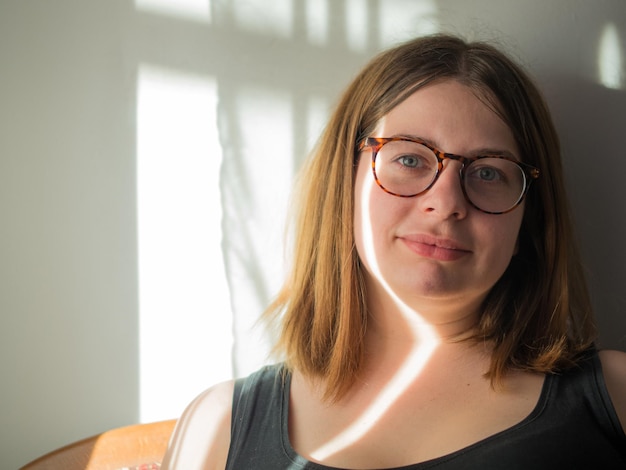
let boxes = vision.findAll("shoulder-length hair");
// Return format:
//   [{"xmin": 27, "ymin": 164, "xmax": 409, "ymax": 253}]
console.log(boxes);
[{"xmin": 265, "ymin": 34, "xmax": 596, "ymax": 401}]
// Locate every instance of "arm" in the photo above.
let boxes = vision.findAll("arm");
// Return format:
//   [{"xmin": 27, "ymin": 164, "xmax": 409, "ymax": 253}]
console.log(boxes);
[
  {"xmin": 599, "ymin": 349, "xmax": 626, "ymax": 433},
  {"xmin": 161, "ymin": 380, "xmax": 235, "ymax": 470}
]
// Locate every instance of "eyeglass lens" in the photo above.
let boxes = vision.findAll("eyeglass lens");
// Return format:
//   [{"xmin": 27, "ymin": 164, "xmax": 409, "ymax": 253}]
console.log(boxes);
[{"xmin": 373, "ymin": 140, "xmax": 527, "ymax": 214}]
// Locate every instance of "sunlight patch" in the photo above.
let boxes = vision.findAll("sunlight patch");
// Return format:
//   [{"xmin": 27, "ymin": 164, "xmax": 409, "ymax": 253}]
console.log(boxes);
[
  {"xmin": 598, "ymin": 23, "xmax": 624, "ymax": 90},
  {"xmin": 135, "ymin": 0, "xmax": 211, "ymax": 23},
  {"xmin": 232, "ymin": 0, "xmax": 293, "ymax": 38},
  {"xmin": 306, "ymin": 0, "xmax": 330, "ymax": 46},
  {"xmin": 136, "ymin": 65, "xmax": 232, "ymax": 422}
]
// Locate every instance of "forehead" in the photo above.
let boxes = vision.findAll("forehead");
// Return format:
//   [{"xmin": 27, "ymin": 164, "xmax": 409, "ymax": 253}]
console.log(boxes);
[{"xmin": 374, "ymin": 80, "xmax": 518, "ymax": 157}]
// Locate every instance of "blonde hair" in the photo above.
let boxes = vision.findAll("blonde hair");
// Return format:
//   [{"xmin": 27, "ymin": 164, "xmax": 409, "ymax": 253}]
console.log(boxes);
[{"xmin": 265, "ymin": 34, "xmax": 596, "ymax": 401}]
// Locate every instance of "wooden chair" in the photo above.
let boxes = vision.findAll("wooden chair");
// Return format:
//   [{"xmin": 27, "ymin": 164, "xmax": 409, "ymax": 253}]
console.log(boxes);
[{"xmin": 20, "ymin": 419, "xmax": 177, "ymax": 470}]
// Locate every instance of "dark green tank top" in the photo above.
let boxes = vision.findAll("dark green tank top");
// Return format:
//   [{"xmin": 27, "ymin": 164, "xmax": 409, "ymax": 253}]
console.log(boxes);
[{"xmin": 226, "ymin": 350, "xmax": 626, "ymax": 469}]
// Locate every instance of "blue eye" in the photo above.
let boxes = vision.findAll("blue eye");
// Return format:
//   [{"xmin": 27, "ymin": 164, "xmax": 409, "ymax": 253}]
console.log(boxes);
[
  {"xmin": 468, "ymin": 164, "xmax": 507, "ymax": 183},
  {"xmin": 477, "ymin": 167, "xmax": 500, "ymax": 181},
  {"xmin": 399, "ymin": 155, "xmax": 420, "ymax": 168}
]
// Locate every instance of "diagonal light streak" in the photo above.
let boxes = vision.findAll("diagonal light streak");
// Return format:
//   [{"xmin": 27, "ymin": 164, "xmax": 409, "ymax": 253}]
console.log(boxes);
[{"xmin": 310, "ymin": 163, "xmax": 439, "ymax": 462}]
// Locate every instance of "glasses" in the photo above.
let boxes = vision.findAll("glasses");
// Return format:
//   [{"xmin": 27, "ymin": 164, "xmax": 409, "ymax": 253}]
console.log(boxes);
[{"xmin": 359, "ymin": 137, "xmax": 540, "ymax": 215}]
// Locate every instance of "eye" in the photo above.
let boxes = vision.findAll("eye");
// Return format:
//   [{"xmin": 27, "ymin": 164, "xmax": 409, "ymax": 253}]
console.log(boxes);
[
  {"xmin": 377, "ymin": 140, "xmax": 437, "ymax": 175},
  {"xmin": 467, "ymin": 161, "xmax": 508, "ymax": 184},
  {"xmin": 398, "ymin": 154, "xmax": 422, "ymax": 168},
  {"xmin": 392, "ymin": 152, "xmax": 434, "ymax": 171},
  {"xmin": 475, "ymin": 166, "xmax": 501, "ymax": 181}
]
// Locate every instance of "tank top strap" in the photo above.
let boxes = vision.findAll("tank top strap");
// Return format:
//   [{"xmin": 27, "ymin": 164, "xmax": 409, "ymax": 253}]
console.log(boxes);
[
  {"xmin": 554, "ymin": 348, "xmax": 626, "ymax": 442},
  {"xmin": 226, "ymin": 364, "xmax": 310, "ymax": 469}
]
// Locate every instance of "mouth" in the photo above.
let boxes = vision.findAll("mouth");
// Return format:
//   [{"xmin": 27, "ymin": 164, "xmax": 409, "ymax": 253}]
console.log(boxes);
[{"xmin": 399, "ymin": 234, "xmax": 471, "ymax": 261}]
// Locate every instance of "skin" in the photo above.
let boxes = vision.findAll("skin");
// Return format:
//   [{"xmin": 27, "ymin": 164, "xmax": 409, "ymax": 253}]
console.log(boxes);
[{"xmin": 160, "ymin": 80, "xmax": 626, "ymax": 469}]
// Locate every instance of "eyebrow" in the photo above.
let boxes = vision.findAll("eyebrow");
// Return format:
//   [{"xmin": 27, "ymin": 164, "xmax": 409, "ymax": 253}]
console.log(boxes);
[{"xmin": 392, "ymin": 133, "xmax": 519, "ymax": 160}]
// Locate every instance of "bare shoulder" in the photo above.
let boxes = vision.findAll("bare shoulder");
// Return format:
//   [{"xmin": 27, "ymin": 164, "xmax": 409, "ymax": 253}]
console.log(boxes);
[
  {"xmin": 161, "ymin": 380, "xmax": 235, "ymax": 470},
  {"xmin": 598, "ymin": 349, "xmax": 626, "ymax": 431}
]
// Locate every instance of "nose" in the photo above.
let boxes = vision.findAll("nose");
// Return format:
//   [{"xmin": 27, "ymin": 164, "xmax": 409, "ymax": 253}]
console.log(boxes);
[{"xmin": 416, "ymin": 160, "xmax": 468, "ymax": 219}]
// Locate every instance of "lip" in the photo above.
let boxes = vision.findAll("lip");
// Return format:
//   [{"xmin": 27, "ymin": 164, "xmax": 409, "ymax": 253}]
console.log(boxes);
[{"xmin": 399, "ymin": 234, "xmax": 471, "ymax": 261}]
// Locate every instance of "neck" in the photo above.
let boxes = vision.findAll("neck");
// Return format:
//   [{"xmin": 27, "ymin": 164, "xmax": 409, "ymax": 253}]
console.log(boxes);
[
  {"xmin": 364, "ymin": 279, "xmax": 484, "ymax": 344},
  {"xmin": 358, "ymin": 276, "xmax": 491, "ymax": 383}
]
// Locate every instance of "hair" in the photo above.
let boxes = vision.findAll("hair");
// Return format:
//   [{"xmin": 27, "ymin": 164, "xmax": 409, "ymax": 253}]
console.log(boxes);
[{"xmin": 264, "ymin": 34, "xmax": 597, "ymax": 401}]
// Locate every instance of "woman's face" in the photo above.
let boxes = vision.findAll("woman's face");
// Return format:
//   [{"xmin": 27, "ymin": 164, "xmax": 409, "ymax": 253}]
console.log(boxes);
[{"xmin": 354, "ymin": 80, "xmax": 525, "ymax": 317}]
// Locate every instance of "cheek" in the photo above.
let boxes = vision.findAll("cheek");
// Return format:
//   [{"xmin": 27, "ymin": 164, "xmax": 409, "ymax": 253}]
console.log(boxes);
[
  {"xmin": 483, "ymin": 212, "xmax": 524, "ymax": 264},
  {"xmin": 354, "ymin": 156, "xmax": 400, "ymax": 273}
]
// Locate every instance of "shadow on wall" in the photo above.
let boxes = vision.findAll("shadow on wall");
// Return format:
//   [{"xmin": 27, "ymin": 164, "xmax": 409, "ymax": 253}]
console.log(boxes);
[{"xmin": 545, "ymin": 75, "xmax": 626, "ymax": 350}]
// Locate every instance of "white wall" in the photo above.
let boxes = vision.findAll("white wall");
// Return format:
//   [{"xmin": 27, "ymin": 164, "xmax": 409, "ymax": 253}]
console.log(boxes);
[
  {"xmin": 1, "ymin": 2, "xmax": 139, "ymax": 468},
  {"xmin": 1, "ymin": 1, "xmax": 624, "ymax": 468}
]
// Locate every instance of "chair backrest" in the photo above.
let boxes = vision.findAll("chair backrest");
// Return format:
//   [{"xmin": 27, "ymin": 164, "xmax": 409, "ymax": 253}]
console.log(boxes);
[{"xmin": 20, "ymin": 419, "xmax": 177, "ymax": 470}]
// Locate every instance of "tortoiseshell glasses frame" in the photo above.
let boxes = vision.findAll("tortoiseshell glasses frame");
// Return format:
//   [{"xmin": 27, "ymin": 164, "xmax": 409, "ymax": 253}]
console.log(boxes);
[{"xmin": 359, "ymin": 136, "xmax": 540, "ymax": 215}]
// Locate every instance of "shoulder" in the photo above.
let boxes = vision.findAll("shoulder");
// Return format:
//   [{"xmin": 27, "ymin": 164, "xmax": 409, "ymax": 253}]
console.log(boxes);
[
  {"xmin": 598, "ymin": 349, "xmax": 626, "ymax": 432},
  {"xmin": 161, "ymin": 380, "xmax": 235, "ymax": 470}
]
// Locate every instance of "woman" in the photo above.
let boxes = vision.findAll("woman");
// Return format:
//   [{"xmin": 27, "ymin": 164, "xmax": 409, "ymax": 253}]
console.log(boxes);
[{"xmin": 162, "ymin": 35, "xmax": 626, "ymax": 469}]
